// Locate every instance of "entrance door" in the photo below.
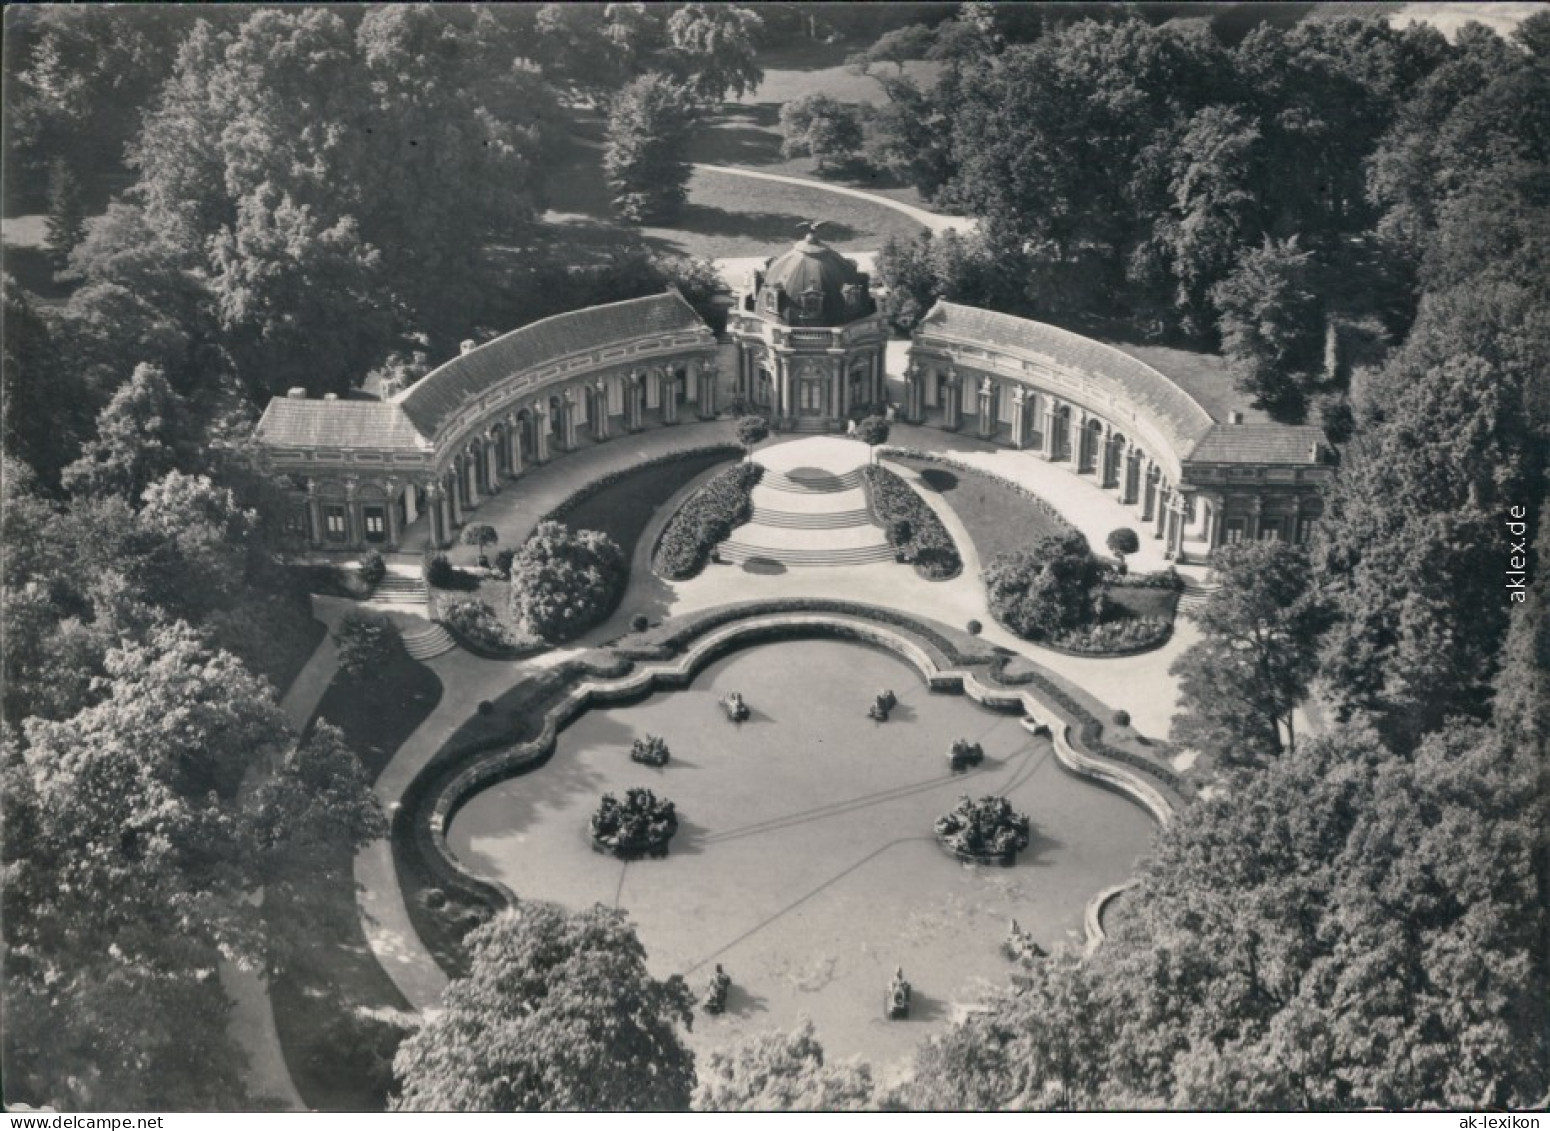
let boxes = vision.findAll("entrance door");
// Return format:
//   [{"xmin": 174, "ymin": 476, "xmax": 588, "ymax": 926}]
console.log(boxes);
[{"xmin": 799, "ymin": 379, "xmax": 825, "ymax": 415}]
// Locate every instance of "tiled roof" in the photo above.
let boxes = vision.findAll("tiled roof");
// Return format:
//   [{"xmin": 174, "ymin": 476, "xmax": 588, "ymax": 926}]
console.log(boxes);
[
  {"xmin": 919, "ymin": 302, "xmax": 1216, "ymax": 464},
  {"xmin": 254, "ymin": 399, "xmax": 430, "ymax": 452},
  {"xmin": 395, "ymin": 291, "xmax": 711, "ymax": 439},
  {"xmin": 1188, "ymin": 423, "xmax": 1327, "ymax": 465}
]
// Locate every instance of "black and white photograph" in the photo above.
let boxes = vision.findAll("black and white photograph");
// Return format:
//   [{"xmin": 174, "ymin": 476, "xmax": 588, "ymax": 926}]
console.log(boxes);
[{"xmin": 1, "ymin": 0, "xmax": 1546, "ymax": 1116}]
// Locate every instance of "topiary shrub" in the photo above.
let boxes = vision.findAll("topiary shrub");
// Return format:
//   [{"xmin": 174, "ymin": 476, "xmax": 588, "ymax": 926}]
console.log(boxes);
[
  {"xmin": 1112, "ymin": 709, "xmax": 1131, "ymax": 728},
  {"xmin": 494, "ymin": 548, "xmax": 515, "ymax": 578},
  {"xmin": 1106, "ymin": 527, "xmax": 1140, "ymax": 560},
  {"xmin": 509, "ymin": 521, "xmax": 626, "ymax": 642},
  {"xmin": 630, "ymin": 612, "xmax": 651, "ymax": 633},
  {"xmin": 966, "ymin": 619, "xmax": 983, "ymax": 635},
  {"xmin": 984, "ymin": 532, "xmax": 1101, "ymax": 642},
  {"xmin": 358, "ymin": 549, "xmax": 387, "ymax": 587},
  {"xmin": 424, "ymin": 551, "xmax": 455, "ymax": 589}
]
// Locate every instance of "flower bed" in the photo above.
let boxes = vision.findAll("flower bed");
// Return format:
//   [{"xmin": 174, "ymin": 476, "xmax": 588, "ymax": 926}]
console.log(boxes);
[
  {"xmin": 653, "ymin": 462, "xmax": 764, "ymax": 579},
  {"xmin": 880, "ymin": 447, "xmax": 1077, "ymax": 538},
  {"xmin": 630, "ymin": 734, "xmax": 670, "ymax": 767},
  {"xmin": 861, "ymin": 465, "xmax": 961, "ymax": 580},
  {"xmin": 439, "ymin": 598, "xmax": 546, "ymax": 660},
  {"xmin": 934, "ymin": 794, "xmax": 1031, "ymax": 865},
  {"xmin": 1047, "ymin": 617, "xmax": 1173, "ymax": 656}
]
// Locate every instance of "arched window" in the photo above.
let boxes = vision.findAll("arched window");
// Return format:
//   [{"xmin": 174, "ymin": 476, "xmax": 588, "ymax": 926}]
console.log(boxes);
[{"xmin": 799, "ymin": 288, "xmax": 823, "ymax": 319}]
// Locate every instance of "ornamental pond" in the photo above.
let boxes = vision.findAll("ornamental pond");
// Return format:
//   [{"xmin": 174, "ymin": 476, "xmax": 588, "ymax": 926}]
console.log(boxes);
[{"xmin": 448, "ymin": 639, "xmax": 1157, "ymax": 1069}]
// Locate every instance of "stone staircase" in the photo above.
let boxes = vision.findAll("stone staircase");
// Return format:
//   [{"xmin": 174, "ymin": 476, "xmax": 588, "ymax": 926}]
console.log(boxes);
[
  {"xmin": 402, "ymin": 623, "xmax": 456, "ymax": 660},
  {"xmin": 1177, "ymin": 578, "xmax": 1220, "ymax": 613},
  {"xmin": 367, "ymin": 571, "xmax": 428, "ymax": 606},
  {"xmin": 787, "ymin": 417, "xmax": 832, "ymax": 434},
  {"xmin": 716, "ymin": 456, "xmax": 893, "ymax": 568}
]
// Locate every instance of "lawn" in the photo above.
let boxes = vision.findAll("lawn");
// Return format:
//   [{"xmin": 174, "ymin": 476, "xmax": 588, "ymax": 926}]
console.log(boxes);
[
  {"xmin": 541, "ymin": 112, "xmax": 927, "ymax": 261},
  {"xmin": 1106, "ymin": 586, "xmax": 1179, "ymax": 621},
  {"xmin": 893, "ymin": 455, "xmax": 1074, "ymax": 565},
  {"xmin": 267, "ymin": 649, "xmax": 444, "ymax": 1112}
]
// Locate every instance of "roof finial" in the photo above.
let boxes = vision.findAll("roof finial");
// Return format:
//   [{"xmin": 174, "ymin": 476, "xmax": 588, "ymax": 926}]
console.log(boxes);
[{"xmin": 798, "ymin": 219, "xmax": 826, "ymax": 243}]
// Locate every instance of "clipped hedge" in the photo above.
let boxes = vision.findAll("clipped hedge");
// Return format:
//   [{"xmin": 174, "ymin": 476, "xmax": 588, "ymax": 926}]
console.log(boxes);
[
  {"xmin": 653, "ymin": 462, "xmax": 763, "ymax": 579},
  {"xmin": 862, "ymin": 465, "xmax": 961, "ymax": 580}
]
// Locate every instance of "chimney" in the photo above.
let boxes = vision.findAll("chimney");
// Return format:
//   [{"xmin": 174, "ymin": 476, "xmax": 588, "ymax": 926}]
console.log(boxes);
[
  {"xmin": 1310, "ymin": 440, "xmax": 1323, "ymax": 463},
  {"xmin": 287, "ymin": 387, "xmax": 308, "ymax": 400},
  {"xmin": 323, "ymin": 393, "xmax": 339, "ymax": 401},
  {"xmin": 1228, "ymin": 410, "xmax": 1244, "ymax": 425},
  {"xmin": 460, "ymin": 339, "xmax": 477, "ymax": 355}
]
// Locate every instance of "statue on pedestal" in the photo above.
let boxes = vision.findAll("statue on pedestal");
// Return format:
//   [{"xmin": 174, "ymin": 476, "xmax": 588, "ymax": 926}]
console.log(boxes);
[
  {"xmin": 703, "ymin": 964, "xmax": 731, "ymax": 1015},
  {"xmin": 886, "ymin": 966, "xmax": 911, "ymax": 1020}
]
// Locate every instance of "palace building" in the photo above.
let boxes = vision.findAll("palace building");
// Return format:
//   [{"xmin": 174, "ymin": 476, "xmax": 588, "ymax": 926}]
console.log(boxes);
[
  {"xmin": 727, "ymin": 226, "xmax": 891, "ymax": 431},
  {"xmin": 250, "ymin": 238, "xmax": 1331, "ymax": 566},
  {"xmin": 252, "ymin": 291, "xmax": 718, "ymax": 552},
  {"xmin": 903, "ymin": 301, "xmax": 1334, "ymax": 562}
]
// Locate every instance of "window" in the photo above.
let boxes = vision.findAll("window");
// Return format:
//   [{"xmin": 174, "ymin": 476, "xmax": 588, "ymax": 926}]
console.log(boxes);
[
  {"xmin": 325, "ymin": 505, "xmax": 348, "ymax": 543},
  {"xmin": 1224, "ymin": 519, "xmax": 1245, "ymax": 545},
  {"xmin": 799, "ymin": 288, "xmax": 822, "ymax": 318},
  {"xmin": 284, "ymin": 507, "xmax": 308, "ymax": 540},
  {"xmin": 608, "ymin": 376, "xmax": 624, "ymax": 415},
  {"xmin": 364, "ymin": 506, "xmax": 386, "ymax": 543},
  {"xmin": 1297, "ymin": 517, "xmax": 1314, "ymax": 544}
]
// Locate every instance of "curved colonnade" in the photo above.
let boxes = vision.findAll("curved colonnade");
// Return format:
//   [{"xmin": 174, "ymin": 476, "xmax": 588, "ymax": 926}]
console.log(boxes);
[{"xmin": 255, "ymin": 293, "xmax": 720, "ymax": 552}]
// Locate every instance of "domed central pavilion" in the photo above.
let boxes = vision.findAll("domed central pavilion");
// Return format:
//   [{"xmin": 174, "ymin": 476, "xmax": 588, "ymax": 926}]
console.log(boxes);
[{"xmin": 728, "ymin": 224, "xmax": 889, "ymax": 431}]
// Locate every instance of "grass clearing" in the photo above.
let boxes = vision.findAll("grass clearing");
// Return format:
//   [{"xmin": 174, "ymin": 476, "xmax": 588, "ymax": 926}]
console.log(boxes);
[{"xmin": 897, "ymin": 456, "xmax": 1073, "ymax": 565}]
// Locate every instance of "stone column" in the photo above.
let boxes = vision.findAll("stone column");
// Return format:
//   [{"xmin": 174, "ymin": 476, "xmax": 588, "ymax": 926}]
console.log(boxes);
[
  {"xmin": 625, "ymin": 371, "xmax": 643, "ymax": 432},
  {"xmin": 465, "ymin": 447, "xmax": 482, "ymax": 507},
  {"xmin": 342, "ymin": 479, "xmax": 360, "ymax": 549},
  {"xmin": 1204, "ymin": 493, "xmax": 1222, "ymax": 550},
  {"xmin": 483, "ymin": 435, "xmax": 500, "ymax": 494},
  {"xmin": 1247, "ymin": 494, "xmax": 1263, "ymax": 541},
  {"xmin": 1153, "ymin": 485, "xmax": 1170, "ymax": 538},
  {"xmin": 905, "ymin": 366, "xmax": 922, "ymax": 422},
  {"xmin": 426, "ymin": 483, "xmax": 445, "ymax": 547},
  {"xmin": 447, "ymin": 467, "xmax": 464, "ymax": 528},
  {"xmin": 385, "ymin": 480, "xmax": 401, "ymax": 548},
  {"xmin": 534, "ymin": 406, "xmax": 551, "ymax": 462},
  {"xmin": 977, "ymin": 377, "xmax": 995, "ymax": 438},
  {"xmin": 943, "ymin": 369, "xmax": 961, "ymax": 430},
  {"xmin": 593, "ymin": 381, "xmax": 610, "ymax": 440},
  {"xmin": 1122, "ymin": 448, "xmax": 1139, "ymax": 504},
  {"xmin": 507, "ymin": 414, "xmax": 523, "ymax": 472},
  {"xmin": 561, "ymin": 391, "xmax": 579, "ymax": 449},
  {"xmin": 305, "ymin": 487, "xmax": 323, "ymax": 548},
  {"xmin": 1042, "ymin": 404, "xmax": 1059, "ymax": 460},
  {"xmin": 698, "ymin": 362, "xmax": 717, "ymax": 418},
  {"xmin": 1140, "ymin": 463, "xmax": 1155, "ymax": 522},
  {"xmin": 663, "ymin": 372, "xmax": 679, "ymax": 424},
  {"xmin": 1009, "ymin": 386, "xmax": 1030, "ymax": 449}
]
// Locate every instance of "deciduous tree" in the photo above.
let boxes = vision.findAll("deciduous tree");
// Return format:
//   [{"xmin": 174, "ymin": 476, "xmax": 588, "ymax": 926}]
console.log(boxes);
[
  {"xmin": 507, "ymin": 521, "xmax": 625, "ymax": 641},
  {"xmin": 695, "ymin": 1021, "xmax": 874, "ymax": 1112},
  {"xmin": 392, "ymin": 904, "xmax": 695, "ymax": 1112}
]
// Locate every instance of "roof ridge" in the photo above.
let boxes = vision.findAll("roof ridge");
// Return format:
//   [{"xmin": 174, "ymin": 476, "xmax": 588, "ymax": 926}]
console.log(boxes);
[
  {"xmin": 392, "ymin": 290, "xmax": 698, "ymax": 408},
  {"xmin": 930, "ymin": 301, "xmax": 1216, "ymax": 432}
]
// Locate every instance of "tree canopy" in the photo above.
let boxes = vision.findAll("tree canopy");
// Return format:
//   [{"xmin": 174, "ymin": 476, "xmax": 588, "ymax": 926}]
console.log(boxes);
[{"xmin": 392, "ymin": 903, "xmax": 695, "ymax": 1112}]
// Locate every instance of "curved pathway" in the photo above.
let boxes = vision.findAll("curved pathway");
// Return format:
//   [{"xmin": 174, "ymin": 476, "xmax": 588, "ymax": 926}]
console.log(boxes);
[{"xmin": 692, "ymin": 163, "xmax": 977, "ymax": 236}]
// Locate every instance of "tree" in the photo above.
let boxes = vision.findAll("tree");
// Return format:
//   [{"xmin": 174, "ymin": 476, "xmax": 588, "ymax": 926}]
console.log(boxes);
[
  {"xmin": 779, "ymin": 94, "xmax": 868, "ymax": 173},
  {"xmin": 847, "ymin": 24, "xmax": 936, "ymax": 77},
  {"xmin": 983, "ymin": 533, "xmax": 1101, "ymax": 642},
  {"xmin": 735, "ymin": 414, "xmax": 770, "ymax": 461},
  {"xmin": 1090, "ymin": 721, "xmax": 1547, "ymax": 1109},
  {"xmin": 461, "ymin": 523, "xmax": 499, "ymax": 556},
  {"xmin": 663, "ymin": 3, "xmax": 764, "ymax": 106},
  {"xmin": 60, "ymin": 363, "xmax": 198, "ymax": 502},
  {"xmin": 604, "ymin": 73, "xmax": 699, "ymax": 224},
  {"xmin": 1, "ymin": 276, "xmax": 93, "ymax": 486},
  {"xmin": 855, "ymin": 415, "xmax": 890, "ymax": 463},
  {"xmin": 333, "ymin": 610, "xmax": 405, "ymax": 682},
  {"xmin": 392, "ymin": 903, "xmax": 695, "ymax": 1112},
  {"xmin": 695, "ymin": 1021, "xmax": 875, "ymax": 1112},
  {"xmin": 1210, "ymin": 238, "xmax": 1324, "ymax": 421},
  {"xmin": 507, "ymin": 522, "xmax": 626, "ymax": 641},
  {"xmin": 43, "ymin": 157, "xmax": 87, "ymax": 268},
  {"xmin": 1169, "ymin": 540, "xmax": 1324, "ymax": 767},
  {"xmin": 1105, "ymin": 527, "xmax": 1140, "ymax": 562}
]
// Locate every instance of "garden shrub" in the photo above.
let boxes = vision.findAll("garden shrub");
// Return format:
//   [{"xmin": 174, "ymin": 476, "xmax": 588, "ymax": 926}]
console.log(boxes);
[
  {"xmin": 653, "ymin": 462, "xmax": 763, "ymax": 579},
  {"xmin": 440, "ymin": 599, "xmax": 540, "ymax": 657},
  {"xmin": 423, "ymin": 549, "xmax": 454, "ymax": 589},
  {"xmin": 1112, "ymin": 709, "xmax": 1131, "ymax": 727},
  {"xmin": 984, "ymin": 532, "xmax": 1100, "ymax": 641},
  {"xmin": 358, "ymin": 549, "xmax": 387, "ymax": 587},
  {"xmin": 966, "ymin": 619, "xmax": 982, "ymax": 635},
  {"xmin": 630, "ymin": 613, "xmax": 651, "ymax": 633},
  {"xmin": 1106, "ymin": 527, "xmax": 1140, "ymax": 559},
  {"xmin": 333, "ymin": 610, "xmax": 404, "ymax": 681},
  {"xmin": 494, "ymin": 548, "xmax": 515, "ymax": 578},
  {"xmin": 509, "ymin": 522, "xmax": 626, "ymax": 642},
  {"xmin": 862, "ymin": 465, "xmax": 960, "ymax": 579}
]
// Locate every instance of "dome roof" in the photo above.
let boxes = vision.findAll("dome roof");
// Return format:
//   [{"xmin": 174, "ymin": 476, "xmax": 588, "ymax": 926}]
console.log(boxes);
[{"xmin": 755, "ymin": 229, "xmax": 875, "ymax": 327}]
